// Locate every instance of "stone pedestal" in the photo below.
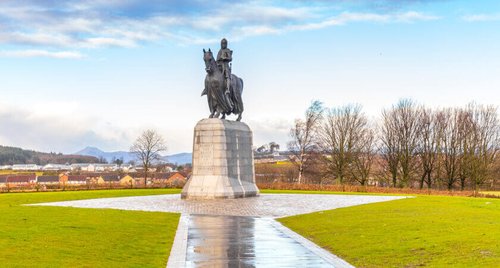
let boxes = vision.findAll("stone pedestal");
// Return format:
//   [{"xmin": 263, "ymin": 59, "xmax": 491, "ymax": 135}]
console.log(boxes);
[{"xmin": 181, "ymin": 119, "xmax": 259, "ymax": 199}]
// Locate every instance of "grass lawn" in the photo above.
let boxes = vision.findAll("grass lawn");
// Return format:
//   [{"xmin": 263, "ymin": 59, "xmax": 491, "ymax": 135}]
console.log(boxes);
[
  {"xmin": 0, "ymin": 189, "xmax": 181, "ymax": 267},
  {"xmin": 279, "ymin": 194, "xmax": 500, "ymax": 268}
]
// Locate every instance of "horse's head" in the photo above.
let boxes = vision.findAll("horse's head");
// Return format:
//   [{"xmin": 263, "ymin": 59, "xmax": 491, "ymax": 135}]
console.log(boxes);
[{"xmin": 203, "ymin": 48, "xmax": 215, "ymax": 74}]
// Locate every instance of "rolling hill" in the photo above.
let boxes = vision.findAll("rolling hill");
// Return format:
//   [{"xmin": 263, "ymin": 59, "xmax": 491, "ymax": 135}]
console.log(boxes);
[
  {"xmin": 75, "ymin": 146, "xmax": 192, "ymax": 165},
  {"xmin": 0, "ymin": 145, "xmax": 99, "ymax": 165}
]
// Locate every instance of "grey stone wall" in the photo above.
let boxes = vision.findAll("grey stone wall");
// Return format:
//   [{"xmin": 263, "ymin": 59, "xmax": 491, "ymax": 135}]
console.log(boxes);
[{"xmin": 181, "ymin": 119, "xmax": 259, "ymax": 199}]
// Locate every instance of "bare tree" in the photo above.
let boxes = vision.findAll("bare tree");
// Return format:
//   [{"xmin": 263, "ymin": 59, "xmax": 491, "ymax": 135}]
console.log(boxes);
[
  {"xmin": 441, "ymin": 108, "xmax": 461, "ymax": 190},
  {"xmin": 457, "ymin": 107, "xmax": 475, "ymax": 190},
  {"xmin": 380, "ymin": 99, "xmax": 421, "ymax": 187},
  {"xmin": 395, "ymin": 99, "xmax": 422, "ymax": 187},
  {"xmin": 417, "ymin": 108, "xmax": 444, "ymax": 189},
  {"xmin": 319, "ymin": 104, "xmax": 368, "ymax": 184},
  {"xmin": 351, "ymin": 127, "xmax": 376, "ymax": 186},
  {"xmin": 130, "ymin": 129, "xmax": 167, "ymax": 186},
  {"xmin": 269, "ymin": 142, "xmax": 280, "ymax": 153},
  {"xmin": 380, "ymin": 107, "xmax": 400, "ymax": 187},
  {"xmin": 463, "ymin": 104, "xmax": 499, "ymax": 193},
  {"xmin": 288, "ymin": 101, "xmax": 324, "ymax": 184}
]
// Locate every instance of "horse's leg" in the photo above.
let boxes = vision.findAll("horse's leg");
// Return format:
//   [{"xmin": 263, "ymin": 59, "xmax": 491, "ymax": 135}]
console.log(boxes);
[
  {"xmin": 221, "ymin": 113, "xmax": 226, "ymax": 119},
  {"xmin": 214, "ymin": 110, "xmax": 220, "ymax": 118},
  {"xmin": 236, "ymin": 112, "xmax": 242, "ymax": 121}
]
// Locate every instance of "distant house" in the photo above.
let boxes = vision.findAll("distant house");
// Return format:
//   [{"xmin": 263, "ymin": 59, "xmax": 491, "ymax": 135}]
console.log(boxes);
[
  {"xmin": 0, "ymin": 165, "xmax": 12, "ymax": 170},
  {"xmin": 152, "ymin": 172, "xmax": 187, "ymax": 186},
  {"xmin": 152, "ymin": 173, "xmax": 171, "ymax": 184},
  {"xmin": 119, "ymin": 175, "xmax": 135, "ymax": 186},
  {"xmin": 62, "ymin": 175, "xmax": 88, "ymax": 185},
  {"xmin": 119, "ymin": 165, "xmax": 136, "ymax": 172},
  {"xmin": 101, "ymin": 174, "xmax": 121, "ymax": 185},
  {"xmin": 6, "ymin": 174, "xmax": 37, "ymax": 185},
  {"xmin": 43, "ymin": 164, "xmax": 71, "ymax": 171},
  {"xmin": 12, "ymin": 164, "xmax": 42, "ymax": 171},
  {"xmin": 0, "ymin": 175, "xmax": 9, "ymax": 187},
  {"xmin": 37, "ymin": 175, "xmax": 61, "ymax": 185},
  {"xmin": 70, "ymin": 163, "xmax": 96, "ymax": 172},
  {"xmin": 69, "ymin": 164, "xmax": 118, "ymax": 172},
  {"xmin": 94, "ymin": 164, "xmax": 119, "ymax": 172},
  {"xmin": 166, "ymin": 172, "xmax": 187, "ymax": 187}
]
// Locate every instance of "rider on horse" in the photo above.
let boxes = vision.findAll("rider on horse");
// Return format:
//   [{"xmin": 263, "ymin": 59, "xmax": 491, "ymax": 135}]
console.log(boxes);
[{"xmin": 216, "ymin": 38, "xmax": 232, "ymax": 95}]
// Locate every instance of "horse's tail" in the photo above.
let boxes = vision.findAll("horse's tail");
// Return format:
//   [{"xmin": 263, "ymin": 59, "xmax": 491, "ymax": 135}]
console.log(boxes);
[{"xmin": 239, "ymin": 78, "xmax": 244, "ymax": 93}]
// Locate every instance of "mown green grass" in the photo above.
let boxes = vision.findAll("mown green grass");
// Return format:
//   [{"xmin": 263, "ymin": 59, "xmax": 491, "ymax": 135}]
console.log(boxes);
[
  {"xmin": 0, "ymin": 189, "xmax": 181, "ymax": 267},
  {"xmin": 279, "ymin": 195, "xmax": 500, "ymax": 267}
]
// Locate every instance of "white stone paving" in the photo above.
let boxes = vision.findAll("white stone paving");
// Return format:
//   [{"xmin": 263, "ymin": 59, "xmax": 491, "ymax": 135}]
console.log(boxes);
[{"xmin": 30, "ymin": 193, "xmax": 408, "ymax": 218}]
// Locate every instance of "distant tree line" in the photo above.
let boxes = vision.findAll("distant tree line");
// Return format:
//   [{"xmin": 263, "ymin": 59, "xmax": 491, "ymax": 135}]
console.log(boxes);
[
  {"xmin": 0, "ymin": 145, "xmax": 99, "ymax": 165},
  {"xmin": 288, "ymin": 99, "xmax": 499, "ymax": 191}
]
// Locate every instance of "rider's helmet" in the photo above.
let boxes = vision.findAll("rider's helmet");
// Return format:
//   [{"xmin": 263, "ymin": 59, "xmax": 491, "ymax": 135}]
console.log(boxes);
[{"xmin": 221, "ymin": 38, "xmax": 228, "ymax": 49}]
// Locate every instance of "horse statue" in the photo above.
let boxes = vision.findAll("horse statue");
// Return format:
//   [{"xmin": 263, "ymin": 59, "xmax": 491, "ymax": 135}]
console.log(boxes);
[{"xmin": 201, "ymin": 48, "xmax": 244, "ymax": 121}]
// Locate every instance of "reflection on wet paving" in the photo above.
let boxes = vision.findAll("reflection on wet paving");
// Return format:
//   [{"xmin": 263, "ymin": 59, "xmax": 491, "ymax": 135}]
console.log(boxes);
[{"xmin": 186, "ymin": 215, "xmax": 333, "ymax": 267}]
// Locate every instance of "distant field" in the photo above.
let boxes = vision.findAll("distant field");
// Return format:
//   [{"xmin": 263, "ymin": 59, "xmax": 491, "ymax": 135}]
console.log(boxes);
[
  {"xmin": 0, "ymin": 189, "xmax": 181, "ymax": 267},
  {"xmin": 481, "ymin": 191, "xmax": 500, "ymax": 197},
  {"xmin": 279, "ymin": 194, "xmax": 500, "ymax": 267},
  {"xmin": 260, "ymin": 189, "xmax": 403, "ymax": 196},
  {"xmin": 0, "ymin": 170, "xmax": 44, "ymax": 175}
]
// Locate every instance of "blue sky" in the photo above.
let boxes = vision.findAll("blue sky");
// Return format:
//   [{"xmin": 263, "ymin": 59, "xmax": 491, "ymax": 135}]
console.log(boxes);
[{"xmin": 0, "ymin": 0, "xmax": 499, "ymax": 154}]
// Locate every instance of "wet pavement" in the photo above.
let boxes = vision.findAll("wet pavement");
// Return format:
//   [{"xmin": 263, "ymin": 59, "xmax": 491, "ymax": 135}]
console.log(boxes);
[{"xmin": 185, "ymin": 215, "xmax": 335, "ymax": 267}]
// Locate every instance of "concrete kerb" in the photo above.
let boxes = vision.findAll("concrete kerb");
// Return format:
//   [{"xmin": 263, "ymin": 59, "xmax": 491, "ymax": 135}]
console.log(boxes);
[{"xmin": 166, "ymin": 214, "xmax": 189, "ymax": 268}]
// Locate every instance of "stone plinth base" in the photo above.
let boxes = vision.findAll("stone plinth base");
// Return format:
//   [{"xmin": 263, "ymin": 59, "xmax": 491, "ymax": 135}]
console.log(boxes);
[{"xmin": 181, "ymin": 119, "xmax": 259, "ymax": 199}]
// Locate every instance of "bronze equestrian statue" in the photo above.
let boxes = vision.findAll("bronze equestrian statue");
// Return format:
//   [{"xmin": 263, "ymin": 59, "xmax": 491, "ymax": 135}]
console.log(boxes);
[{"xmin": 201, "ymin": 38, "xmax": 244, "ymax": 121}]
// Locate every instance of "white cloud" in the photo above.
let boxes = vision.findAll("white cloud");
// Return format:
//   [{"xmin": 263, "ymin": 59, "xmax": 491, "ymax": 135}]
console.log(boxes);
[
  {"xmin": 0, "ymin": 1, "xmax": 442, "ymax": 51},
  {"xmin": 0, "ymin": 49, "xmax": 84, "ymax": 59},
  {"xmin": 237, "ymin": 11, "xmax": 440, "ymax": 36},
  {"xmin": 83, "ymin": 37, "xmax": 137, "ymax": 48},
  {"xmin": 0, "ymin": 102, "xmax": 133, "ymax": 153},
  {"xmin": 395, "ymin": 11, "xmax": 440, "ymax": 22},
  {"xmin": 462, "ymin": 13, "xmax": 500, "ymax": 22},
  {"xmin": 248, "ymin": 118, "xmax": 292, "ymax": 150}
]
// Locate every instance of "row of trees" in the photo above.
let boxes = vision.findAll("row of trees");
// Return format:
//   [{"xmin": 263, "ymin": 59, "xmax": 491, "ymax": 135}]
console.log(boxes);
[{"xmin": 288, "ymin": 100, "xmax": 499, "ymax": 191}]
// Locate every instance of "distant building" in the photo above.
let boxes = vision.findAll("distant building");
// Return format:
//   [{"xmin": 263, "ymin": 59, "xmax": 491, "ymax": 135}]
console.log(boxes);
[
  {"xmin": 254, "ymin": 151, "xmax": 290, "ymax": 164},
  {"xmin": 152, "ymin": 172, "xmax": 187, "ymax": 185},
  {"xmin": 61, "ymin": 175, "xmax": 88, "ymax": 185},
  {"xmin": 71, "ymin": 163, "xmax": 93, "ymax": 172},
  {"xmin": 152, "ymin": 173, "xmax": 171, "ymax": 184},
  {"xmin": 94, "ymin": 164, "xmax": 118, "ymax": 172},
  {"xmin": 166, "ymin": 172, "xmax": 187, "ymax": 187},
  {"xmin": 101, "ymin": 174, "xmax": 121, "ymax": 185},
  {"xmin": 37, "ymin": 175, "xmax": 61, "ymax": 185},
  {"xmin": 119, "ymin": 175, "xmax": 135, "ymax": 186},
  {"xmin": 0, "ymin": 175, "xmax": 9, "ymax": 187},
  {"xmin": 43, "ymin": 164, "xmax": 71, "ymax": 171},
  {"xmin": 12, "ymin": 164, "xmax": 42, "ymax": 171},
  {"xmin": 6, "ymin": 174, "xmax": 37, "ymax": 185},
  {"xmin": 119, "ymin": 165, "xmax": 134, "ymax": 172}
]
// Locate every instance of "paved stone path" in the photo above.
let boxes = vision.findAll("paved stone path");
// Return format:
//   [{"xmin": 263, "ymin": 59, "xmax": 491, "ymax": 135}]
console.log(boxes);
[
  {"xmin": 32, "ymin": 193, "xmax": 406, "ymax": 217},
  {"xmin": 31, "ymin": 194, "xmax": 408, "ymax": 267}
]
